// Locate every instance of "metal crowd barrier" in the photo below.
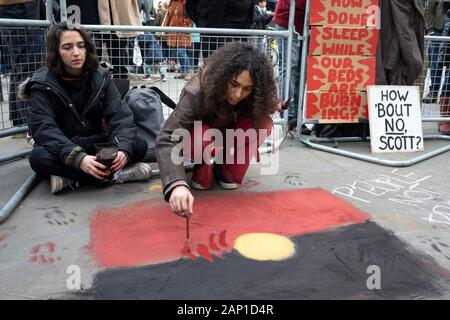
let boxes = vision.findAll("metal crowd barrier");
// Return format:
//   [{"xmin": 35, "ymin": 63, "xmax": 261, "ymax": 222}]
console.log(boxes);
[
  {"xmin": 0, "ymin": 0, "xmax": 298, "ymax": 223},
  {"xmin": 416, "ymin": 35, "xmax": 450, "ymax": 121},
  {"xmin": 0, "ymin": 0, "xmax": 53, "ymax": 223},
  {"xmin": 296, "ymin": 0, "xmax": 450, "ymax": 167},
  {"xmin": 85, "ymin": 27, "xmax": 292, "ymax": 155}
]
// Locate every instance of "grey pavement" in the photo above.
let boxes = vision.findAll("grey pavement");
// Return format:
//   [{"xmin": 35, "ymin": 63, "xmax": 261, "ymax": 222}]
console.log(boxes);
[{"xmin": 0, "ymin": 121, "xmax": 449, "ymax": 299}]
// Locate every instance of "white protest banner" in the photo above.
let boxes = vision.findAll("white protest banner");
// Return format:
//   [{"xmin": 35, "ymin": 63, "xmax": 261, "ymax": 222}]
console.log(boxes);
[{"xmin": 367, "ymin": 85, "xmax": 424, "ymax": 153}]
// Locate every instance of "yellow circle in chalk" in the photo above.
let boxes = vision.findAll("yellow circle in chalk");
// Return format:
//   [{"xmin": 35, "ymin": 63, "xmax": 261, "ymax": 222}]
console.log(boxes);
[
  {"xmin": 234, "ymin": 233, "xmax": 295, "ymax": 261},
  {"xmin": 149, "ymin": 185, "xmax": 163, "ymax": 191}
]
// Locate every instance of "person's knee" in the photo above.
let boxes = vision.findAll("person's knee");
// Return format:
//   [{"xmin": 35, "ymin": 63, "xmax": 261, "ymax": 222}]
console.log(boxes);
[
  {"xmin": 130, "ymin": 136, "xmax": 148, "ymax": 163},
  {"xmin": 29, "ymin": 146, "xmax": 51, "ymax": 176}
]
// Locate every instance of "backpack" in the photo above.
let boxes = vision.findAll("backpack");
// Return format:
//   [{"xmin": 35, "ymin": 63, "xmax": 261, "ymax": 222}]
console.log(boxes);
[{"xmin": 124, "ymin": 86, "xmax": 175, "ymax": 162}]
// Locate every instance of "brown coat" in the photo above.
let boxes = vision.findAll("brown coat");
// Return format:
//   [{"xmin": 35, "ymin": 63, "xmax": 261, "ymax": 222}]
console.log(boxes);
[
  {"xmin": 98, "ymin": 0, "xmax": 142, "ymax": 38},
  {"xmin": 156, "ymin": 67, "xmax": 252, "ymax": 199},
  {"xmin": 164, "ymin": 0, "xmax": 192, "ymax": 47}
]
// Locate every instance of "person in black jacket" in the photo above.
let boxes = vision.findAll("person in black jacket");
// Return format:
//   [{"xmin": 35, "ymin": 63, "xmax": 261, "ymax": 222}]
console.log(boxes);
[
  {"xmin": 186, "ymin": 0, "xmax": 255, "ymax": 60},
  {"xmin": 253, "ymin": 0, "xmax": 273, "ymax": 30},
  {"xmin": 22, "ymin": 23, "xmax": 152, "ymax": 194},
  {"xmin": 252, "ymin": 0, "xmax": 274, "ymax": 51}
]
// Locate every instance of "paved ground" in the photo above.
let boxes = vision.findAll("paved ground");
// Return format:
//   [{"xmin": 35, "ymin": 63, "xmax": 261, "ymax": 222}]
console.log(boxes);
[{"xmin": 0, "ymin": 120, "xmax": 449, "ymax": 300}]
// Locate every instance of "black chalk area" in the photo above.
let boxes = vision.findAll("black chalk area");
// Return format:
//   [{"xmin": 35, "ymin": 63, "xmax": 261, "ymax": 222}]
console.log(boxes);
[{"xmin": 78, "ymin": 221, "xmax": 450, "ymax": 299}]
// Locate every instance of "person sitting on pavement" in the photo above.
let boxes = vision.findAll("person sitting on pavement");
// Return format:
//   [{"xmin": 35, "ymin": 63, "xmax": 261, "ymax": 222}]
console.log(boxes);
[
  {"xmin": 21, "ymin": 22, "xmax": 152, "ymax": 194},
  {"xmin": 156, "ymin": 42, "xmax": 279, "ymax": 217}
]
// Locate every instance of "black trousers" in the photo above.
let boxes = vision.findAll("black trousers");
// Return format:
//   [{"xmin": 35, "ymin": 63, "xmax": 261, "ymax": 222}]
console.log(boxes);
[{"xmin": 29, "ymin": 136, "xmax": 147, "ymax": 183}]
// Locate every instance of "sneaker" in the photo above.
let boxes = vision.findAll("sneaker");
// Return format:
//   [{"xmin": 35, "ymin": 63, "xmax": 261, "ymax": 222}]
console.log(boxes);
[
  {"xmin": 214, "ymin": 168, "xmax": 239, "ymax": 190},
  {"xmin": 189, "ymin": 177, "xmax": 208, "ymax": 190},
  {"xmin": 113, "ymin": 162, "xmax": 152, "ymax": 183},
  {"xmin": 160, "ymin": 75, "xmax": 167, "ymax": 82},
  {"xmin": 50, "ymin": 175, "xmax": 76, "ymax": 194},
  {"xmin": 143, "ymin": 74, "xmax": 152, "ymax": 81},
  {"xmin": 423, "ymin": 92, "xmax": 438, "ymax": 104}
]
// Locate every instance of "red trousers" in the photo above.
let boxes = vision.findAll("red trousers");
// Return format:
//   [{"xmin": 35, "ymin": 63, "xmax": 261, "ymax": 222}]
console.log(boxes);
[{"xmin": 188, "ymin": 117, "xmax": 273, "ymax": 189}]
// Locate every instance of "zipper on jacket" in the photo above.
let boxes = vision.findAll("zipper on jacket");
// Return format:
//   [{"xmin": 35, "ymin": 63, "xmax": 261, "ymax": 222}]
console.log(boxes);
[
  {"xmin": 44, "ymin": 84, "xmax": 83, "ymax": 124},
  {"xmin": 81, "ymin": 76, "xmax": 107, "ymax": 120},
  {"xmin": 42, "ymin": 75, "xmax": 107, "ymax": 128}
]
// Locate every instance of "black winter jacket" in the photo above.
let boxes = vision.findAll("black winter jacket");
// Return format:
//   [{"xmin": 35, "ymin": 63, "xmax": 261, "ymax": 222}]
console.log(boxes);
[
  {"xmin": 186, "ymin": 0, "xmax": 255, "ymax": 29},
  {"xmin": 23, "ymin": 66, "xmax": 138, "ymax": 167},
  {"xmin": 252, "ymin": 6, "xmax": 273, "ymax": 30}
]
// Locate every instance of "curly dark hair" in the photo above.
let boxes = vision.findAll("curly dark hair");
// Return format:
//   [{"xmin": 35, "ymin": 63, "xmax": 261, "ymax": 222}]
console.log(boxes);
[
  {"xmin": 202, "ymin": 42, "xmax": 278, "ymax": 126},
  {"xmin": 46, "ymin": 22, "xmax": 99, "ymax": 76}
]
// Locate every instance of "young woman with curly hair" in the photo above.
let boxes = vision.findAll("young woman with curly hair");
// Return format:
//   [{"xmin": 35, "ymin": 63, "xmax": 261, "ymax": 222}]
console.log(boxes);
[{"xmin": 156, "ymin": 42, "xmax": 279, "ymax": 216}]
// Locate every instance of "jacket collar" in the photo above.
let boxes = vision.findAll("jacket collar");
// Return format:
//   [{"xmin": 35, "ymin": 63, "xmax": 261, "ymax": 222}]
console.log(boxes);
[{"xmin": 21, "ymin": 66, "xmax": 110, "ymax": 101}]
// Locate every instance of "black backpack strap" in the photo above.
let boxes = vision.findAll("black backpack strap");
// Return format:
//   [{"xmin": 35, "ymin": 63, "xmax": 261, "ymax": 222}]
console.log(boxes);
[{"xmin": 150, "ymin": 86, "xmax": 177, "ymax": 110}]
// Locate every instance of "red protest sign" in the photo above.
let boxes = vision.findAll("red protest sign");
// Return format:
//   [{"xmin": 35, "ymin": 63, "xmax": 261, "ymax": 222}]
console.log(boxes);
[
  {"xmin": 310, "ymin": 26, "xmax": 378, "ymax": 56},
  {"xmin": 307, "ymin": 55, "xmax": 376, "ymax": 91},
  {"xmin": 306, "ymin": 91, "xmax": 368, "ymax": 122},
  {"xmin": 310, "ymin": 0, "xmax": 379, "ymax": 27}
]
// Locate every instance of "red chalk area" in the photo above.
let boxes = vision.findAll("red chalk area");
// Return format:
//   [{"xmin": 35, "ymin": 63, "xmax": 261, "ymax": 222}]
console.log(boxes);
[{"xmin": 89, "ymin": 189, "xmax": 370, "ymax": 267}]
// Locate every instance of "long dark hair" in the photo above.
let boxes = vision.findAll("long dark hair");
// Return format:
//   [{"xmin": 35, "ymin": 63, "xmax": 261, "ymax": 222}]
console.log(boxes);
[
  {"xmin": 46, "ymin": 22, "xmax": 99, "ymax": 75},
  {"xmin": 202, "ymin": 42, "xmax": 278, "ymax": 126}
]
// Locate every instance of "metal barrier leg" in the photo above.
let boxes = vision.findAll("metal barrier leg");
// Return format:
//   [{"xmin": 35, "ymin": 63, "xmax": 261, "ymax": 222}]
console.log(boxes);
[
  {"xmin": 0, "ymin": 127, "xmax": 31, "ymax": 165},
  {"xmin": 0, "ymin": 150, "xmax": 30, "ymax": 164},
  {"xmin": 0, "ymin": 126, "xmax": 28, "ymax": 138},
  {"xmin": 0, "ymin": 172, "xmax": 40, "ymax": 224},
  {"xmin": 300, "ymin": 134, "xmax": 450, "ymax": 167}
]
